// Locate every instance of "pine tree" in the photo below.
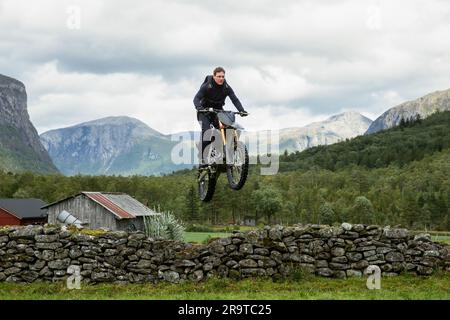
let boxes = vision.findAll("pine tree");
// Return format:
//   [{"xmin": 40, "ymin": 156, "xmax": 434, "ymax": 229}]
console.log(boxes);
[
  {"xmin": 352, "ymin": 196, "xmax": 375, "ymax": 224},
  {"xmin": 319, "ymin": 202, "xmax": 335, "ymax": 225},
  {"xmin": 184, "ymin": 185, "xmax": 199, "ymax": 222}
]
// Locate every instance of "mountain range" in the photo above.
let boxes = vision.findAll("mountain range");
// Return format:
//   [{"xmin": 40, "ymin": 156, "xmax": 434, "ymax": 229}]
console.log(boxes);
[
  {"xmin": 39, "ymin": 111, "xmax": 373, "ymax": 176},
  {"xmin": 40, "ymin": 116, "xmax": 193, "ymax": 176}
]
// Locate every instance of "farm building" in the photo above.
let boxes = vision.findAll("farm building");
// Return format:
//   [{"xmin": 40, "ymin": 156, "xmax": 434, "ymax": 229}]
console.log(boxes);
[
  {"xmin": 42, "ymin": 192, "xmax": 160, "ymax": 231},
  {"xmin": 241, "ymin": 216, "xmax": 256, "ymax": 226},
  {"xmin": 0, "ymin": 199, "xmax": 48, "ymax": 226}
]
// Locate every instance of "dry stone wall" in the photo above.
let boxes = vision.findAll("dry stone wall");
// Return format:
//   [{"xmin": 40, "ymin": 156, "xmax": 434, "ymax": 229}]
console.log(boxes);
[{"xmin": 0, "ymin": 223, "xmax": 449, "ymax": 283}]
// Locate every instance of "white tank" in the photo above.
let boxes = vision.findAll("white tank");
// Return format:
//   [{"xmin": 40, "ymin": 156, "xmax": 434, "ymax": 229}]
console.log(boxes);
[{"xmin": 57, "ymin": 210, "xmax": 83, "ymax": 228}]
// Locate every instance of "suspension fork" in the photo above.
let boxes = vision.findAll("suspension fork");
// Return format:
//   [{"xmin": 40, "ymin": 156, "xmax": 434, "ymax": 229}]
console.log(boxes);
[
  {"xmin": 219, "ymin": 122, "xmax": 230, "ymax": 165},
  {"xmin": 220, "ymin": 123, "xmax": 239, "ymax": 166},
  {"xmin": 219, "ymin": 121, "xmax": 227, "ymax": 146},
  {"xmin": 219, "ymin": 122, "xmax": 238, "ymax": 145}
]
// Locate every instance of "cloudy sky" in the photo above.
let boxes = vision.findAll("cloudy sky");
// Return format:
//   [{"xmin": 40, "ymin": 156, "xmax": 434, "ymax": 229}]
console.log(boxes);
[{"xmin": 1, "ymin": 0, "xmax": 450, "ymax": 134}]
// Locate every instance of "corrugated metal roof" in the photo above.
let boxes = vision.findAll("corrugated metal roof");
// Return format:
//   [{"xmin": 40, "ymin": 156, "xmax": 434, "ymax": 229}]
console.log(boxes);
[
  {"xmin": 98, "ymin": 193, "xmax": 159, "ymax": 217},
  {"xmin": 0, "ymin": 199, "xmax": 48, "ymax": 219},
  {"xmin": 82, "ymin": 192, "xmax": 159, "ymax": 220}
]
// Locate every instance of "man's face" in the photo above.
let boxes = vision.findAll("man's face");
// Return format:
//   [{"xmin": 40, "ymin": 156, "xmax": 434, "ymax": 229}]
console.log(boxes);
[{"xmin": 213, "ymin": 72, "xmax": 225, "ymax": 85}]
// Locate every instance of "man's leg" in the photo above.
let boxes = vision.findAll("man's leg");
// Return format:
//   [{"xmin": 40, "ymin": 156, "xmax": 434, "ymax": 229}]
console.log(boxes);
[{"xmin": 197, "ymin": 112, "xmax": 213, "ymax": 166}]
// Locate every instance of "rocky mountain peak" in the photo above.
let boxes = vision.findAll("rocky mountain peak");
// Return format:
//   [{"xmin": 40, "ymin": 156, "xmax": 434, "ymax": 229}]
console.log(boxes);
[
  {"xmin": 326, "ymin": 110, "xmax": 372, "ymax": 123},
  {"xmin": 365, "ymin": 88, "xmax": 450, "ymax": 134},
  {"xmin": 0, "ymin": 73, "xmax": 58, "ymax": 173}
]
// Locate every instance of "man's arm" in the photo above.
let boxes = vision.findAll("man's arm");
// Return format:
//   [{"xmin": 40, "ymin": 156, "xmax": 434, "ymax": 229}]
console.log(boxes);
[
  {"xmin": 193, "ymin": 84, "xmax": 207, "ymax": 110},
  {"xmin": 227, "ymin": 86, "xmax": 244, "ymax": 112}
]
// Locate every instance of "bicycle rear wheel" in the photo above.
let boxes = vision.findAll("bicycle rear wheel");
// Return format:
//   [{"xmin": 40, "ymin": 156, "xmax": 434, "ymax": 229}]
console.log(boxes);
[{"xmin": 198, "ymin": 167, "xmax": 217, "ymax": 202}]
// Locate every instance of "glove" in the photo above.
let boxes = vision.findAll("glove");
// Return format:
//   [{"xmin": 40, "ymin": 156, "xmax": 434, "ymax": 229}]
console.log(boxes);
[{"xmin": 240, "ymin": 110, "xmax": 249, "ymax": 117}]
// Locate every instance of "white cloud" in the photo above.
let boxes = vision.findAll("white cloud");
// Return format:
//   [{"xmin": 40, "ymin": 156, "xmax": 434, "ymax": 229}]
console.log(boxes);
[
  {"xmin": 26, "ymin": 62, "xmax": 197, "ymax": 134},
  {"xmin": 240, "ymin": 105, "xmax": 327, "ymax": 132},
  {"xmin": 1, "ymin": 0, "xmax": 450, "ymax": 134},
  {"xmin": 230, "ymin": 66, "xmax": 314, "ymax": 105}
]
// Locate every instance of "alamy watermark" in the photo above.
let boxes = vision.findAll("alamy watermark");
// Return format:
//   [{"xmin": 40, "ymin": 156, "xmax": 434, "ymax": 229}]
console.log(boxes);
[
  {"xmin": 366, "ymin": 3, "xmax": 382, "ymax": 31},
  {"xmin": 66, "ymin": 5, "xmax": 81, "ymax": 30},
  {"xmin": 365, "ymin": 265, "xmax": 381, "ymax": 290},
  {"xmin": 170, "ymin": 126, "xmax": 280, "ymax": 175},
  {"xmin": 66, "ymin": 265, "xmax": 82, "ymax": 289}
]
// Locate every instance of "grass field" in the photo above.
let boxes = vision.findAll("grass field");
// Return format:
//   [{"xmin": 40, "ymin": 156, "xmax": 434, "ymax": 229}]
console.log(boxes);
[
  {"xmin": 184, "ymin": 231, "xmax": 450, "ymax": 245},
  {"xmin": 1, "ymin": 272, "xmax": 449, "ymax": 300},
  {"xmin": 183, "ymin": 225, "xmax": 257, "ymax": 243},
  {"xmin": 432, "ymin": 235, "xmax": 450, "ymax": 245},
  {"xmin": 184, "ymin": 232, "xmax": 231, "ymax": 243}
]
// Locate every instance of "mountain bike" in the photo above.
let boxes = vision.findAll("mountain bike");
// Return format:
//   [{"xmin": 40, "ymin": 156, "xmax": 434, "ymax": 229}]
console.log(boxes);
[{"xmin": 197, "ymin": 108, "xmax": 249, "ymax": 202}]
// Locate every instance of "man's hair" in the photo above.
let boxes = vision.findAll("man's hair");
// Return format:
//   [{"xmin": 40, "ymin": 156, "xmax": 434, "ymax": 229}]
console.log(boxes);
[{"xmin": 213, "ymin": 67, "xmax": 225, "ymax": 75}]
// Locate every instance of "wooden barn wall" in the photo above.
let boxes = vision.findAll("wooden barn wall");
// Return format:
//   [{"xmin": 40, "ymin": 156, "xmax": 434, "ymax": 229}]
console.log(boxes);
[{"xmin": 47, "ymin": 194, "xmax": 119, "ymax": 230}]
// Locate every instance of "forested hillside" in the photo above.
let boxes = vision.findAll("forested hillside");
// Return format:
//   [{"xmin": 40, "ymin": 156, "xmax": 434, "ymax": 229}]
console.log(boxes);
[{"xmin": 279, "ymin": 110, "xmax": 450, "ymax": 171}]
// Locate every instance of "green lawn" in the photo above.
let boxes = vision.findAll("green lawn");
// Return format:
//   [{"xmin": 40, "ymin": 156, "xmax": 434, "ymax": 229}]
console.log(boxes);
[
  {"xmin": 184, "ymin": 232, "xmax": 231, "ymax": 243},
  {"xmin": 432, "ymin": 235, "xmax": 450, "ymax": 245},
  {"xmin": 183, "ymin": 226, "xmax": 258, "ymax": 243},
  {"xmin": 184, "ymin": 231, "xmax": 450, "ymax": 245},
  {"xmin": 1, "ymin": 272, "xmax": 450, "ymax": 300}
]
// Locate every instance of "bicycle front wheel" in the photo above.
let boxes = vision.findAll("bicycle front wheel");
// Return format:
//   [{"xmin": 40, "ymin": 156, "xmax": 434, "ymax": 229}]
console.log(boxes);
[{"xmin": 226, "ymin": 141, "xmax": 249, "ymax": 190}]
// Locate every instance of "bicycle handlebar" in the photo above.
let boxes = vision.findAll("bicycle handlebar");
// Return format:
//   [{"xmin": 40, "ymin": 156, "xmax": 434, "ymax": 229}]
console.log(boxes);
[{"xmin": 197, "ymin": 108, "xmax": 249, "ymax": 115}]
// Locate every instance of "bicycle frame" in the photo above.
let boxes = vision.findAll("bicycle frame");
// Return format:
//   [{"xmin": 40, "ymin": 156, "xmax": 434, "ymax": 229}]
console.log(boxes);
[
  {"xmin": 197, "ymin": 123, "xmax": 237, "ymax": 177},
  {"xmin": 198, "ymin": 108, "xmax": 248, "ymax": 168}
]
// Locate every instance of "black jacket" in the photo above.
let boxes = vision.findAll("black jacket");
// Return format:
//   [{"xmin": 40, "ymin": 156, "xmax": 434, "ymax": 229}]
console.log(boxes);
[{"xmin": 193, "ymin": 75, "xmax": 244, "ymax": 112}]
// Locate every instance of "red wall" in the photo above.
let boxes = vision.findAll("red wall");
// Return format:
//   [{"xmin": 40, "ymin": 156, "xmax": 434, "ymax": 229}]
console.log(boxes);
[{"xmin": 0, "ymin": 208, "xmax": 22, "ymax": 226}]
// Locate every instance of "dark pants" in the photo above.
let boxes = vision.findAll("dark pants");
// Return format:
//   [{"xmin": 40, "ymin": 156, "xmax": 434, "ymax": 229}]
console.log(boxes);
[{"xmin": 197, "ymin": 112, "xmax": 220, "ymax": 164}]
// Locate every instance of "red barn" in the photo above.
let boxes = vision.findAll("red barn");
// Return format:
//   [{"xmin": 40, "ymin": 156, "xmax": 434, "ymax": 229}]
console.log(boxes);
[{"xmin": 0, "ymin": 199, "xmax": 48, "ymax": 226}]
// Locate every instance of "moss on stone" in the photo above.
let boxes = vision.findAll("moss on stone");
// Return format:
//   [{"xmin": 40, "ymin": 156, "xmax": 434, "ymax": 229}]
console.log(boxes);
[
  {"xmin": 65, "ymin": 225, "xmax": 108, "ymax": 237},
  {"xmin": 79, "ymin": 229, "xmax": 109, "ymax": 236}
]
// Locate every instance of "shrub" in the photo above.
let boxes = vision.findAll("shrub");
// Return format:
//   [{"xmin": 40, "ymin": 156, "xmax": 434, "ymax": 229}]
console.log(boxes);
[{"xmin": 143, "ymin": 210, "xmax": 185, "ymax": 241}]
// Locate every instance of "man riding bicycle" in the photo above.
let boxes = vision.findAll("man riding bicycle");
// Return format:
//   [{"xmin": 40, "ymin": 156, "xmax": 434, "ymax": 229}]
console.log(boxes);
[{"xmin": 193, "ymin": 66, "xmax": 248, "ymax": 167}]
